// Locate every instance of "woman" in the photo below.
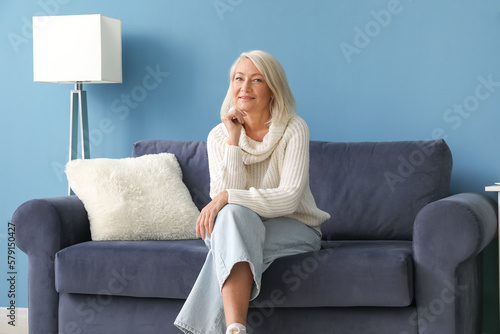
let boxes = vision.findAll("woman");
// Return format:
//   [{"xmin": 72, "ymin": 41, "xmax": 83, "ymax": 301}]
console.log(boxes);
[{"xmin": 174, "ymin": 50, "xmax": 330, "ymax": 334}]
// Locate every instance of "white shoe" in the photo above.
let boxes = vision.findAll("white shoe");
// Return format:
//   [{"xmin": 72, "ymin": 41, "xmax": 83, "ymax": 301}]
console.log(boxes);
[{"xmin": 226, "ymin": 323, "xmax": 246, "ymax": 334}]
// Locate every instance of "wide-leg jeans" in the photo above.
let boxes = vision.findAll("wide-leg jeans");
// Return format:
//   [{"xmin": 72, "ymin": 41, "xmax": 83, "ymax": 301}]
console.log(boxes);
[{"xmin": 174, "ymin": 204, "xmax": 321, "ymax": 334}]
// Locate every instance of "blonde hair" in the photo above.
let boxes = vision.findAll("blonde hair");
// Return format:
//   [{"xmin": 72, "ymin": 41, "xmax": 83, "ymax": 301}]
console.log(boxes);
[{"xmin": 220, "ymin": 50, "xmax": 296, "ymax": 126}]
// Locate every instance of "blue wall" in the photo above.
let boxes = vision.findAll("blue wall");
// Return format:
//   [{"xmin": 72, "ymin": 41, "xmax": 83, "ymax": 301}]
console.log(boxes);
[{"xmin": 1, "ymin": 0, "xmax": 499, "ymax": 332}]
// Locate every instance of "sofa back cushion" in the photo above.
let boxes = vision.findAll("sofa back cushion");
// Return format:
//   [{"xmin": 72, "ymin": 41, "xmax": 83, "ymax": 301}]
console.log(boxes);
[
  {"xmin": 133, "ymin": 139, "xmax": 452, "ymax": 241},
  {"xmin": 309, "ymin": 140, "xmax": 452, "ymax": 240}
]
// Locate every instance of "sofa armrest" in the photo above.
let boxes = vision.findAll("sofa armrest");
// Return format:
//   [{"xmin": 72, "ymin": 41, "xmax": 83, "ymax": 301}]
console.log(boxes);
[
  {"xmin": 413, "ymin": 192, "xmax": 497, "ymax": 334},
  {"xmin": 12, "ymin": 195, "xmax": 91, "ymax": 334},
  {"xmin": 14, "ymin": 195, "xmax": 91, "ymax": 254}
]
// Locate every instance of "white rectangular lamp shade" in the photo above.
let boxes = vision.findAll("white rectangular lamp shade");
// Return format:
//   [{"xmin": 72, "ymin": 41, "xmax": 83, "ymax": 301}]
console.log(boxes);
[{"xmin": 33, "ymin": 14, "xmax": 122, "ymax": 84}]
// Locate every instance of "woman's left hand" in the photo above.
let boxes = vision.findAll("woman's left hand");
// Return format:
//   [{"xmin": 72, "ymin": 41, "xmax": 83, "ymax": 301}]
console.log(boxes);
[{"xmin": 196, "ymin": 190, "xmax": 229, "ymax": 239}]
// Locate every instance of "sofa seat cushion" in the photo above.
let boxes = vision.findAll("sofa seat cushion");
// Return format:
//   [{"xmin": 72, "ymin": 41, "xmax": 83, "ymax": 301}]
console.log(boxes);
[
  {"xmin": 255, "ymin": 240, "xmax": 413, "ymax": 307},
  {"xmin": 55, "ymin": 240, "xmax": 208, "ymax": 300},
  {"xmin": 55, "ymin": 240, "xmax": 413, "ymax": 307}
]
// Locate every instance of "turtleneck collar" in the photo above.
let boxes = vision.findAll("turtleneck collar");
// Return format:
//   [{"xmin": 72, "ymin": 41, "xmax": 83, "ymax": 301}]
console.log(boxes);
[{"xmin": 237, "ymin": 117, "xmax": 290, "ymax": 164}]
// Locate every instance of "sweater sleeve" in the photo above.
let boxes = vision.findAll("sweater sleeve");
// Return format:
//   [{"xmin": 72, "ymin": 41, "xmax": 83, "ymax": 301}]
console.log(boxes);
[
  {"xmin": 207, "ymin": 125, "xmax": 247, "ymax": 199},
  {"xmin": 227, "ymin": 118, "xmax": 310, "ymax": 219}
]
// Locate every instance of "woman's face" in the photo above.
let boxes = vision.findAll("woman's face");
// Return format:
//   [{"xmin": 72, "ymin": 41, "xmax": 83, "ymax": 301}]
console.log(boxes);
[{"xmin": 232, "ymin": 58, "xmax": 273, "ymax": 116}]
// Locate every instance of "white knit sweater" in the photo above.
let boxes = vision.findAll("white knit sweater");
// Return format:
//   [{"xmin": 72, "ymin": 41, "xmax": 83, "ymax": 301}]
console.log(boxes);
[{"xmin": 207, "ymin": 115, "xmax": 330, "ymax": 229}]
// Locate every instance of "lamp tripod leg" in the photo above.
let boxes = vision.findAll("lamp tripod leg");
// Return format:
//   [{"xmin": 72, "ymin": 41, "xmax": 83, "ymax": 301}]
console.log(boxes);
[
  {"xmin": 68, "ymin": 90, "xmax": 79, "ymax": 195},
  {"xmin": 68, "ymin": 82, "xmax": 90, "ymax": 196},
  {"xmin": 79, "ymin": 89, "xmax": 90, "ymax": 160}
]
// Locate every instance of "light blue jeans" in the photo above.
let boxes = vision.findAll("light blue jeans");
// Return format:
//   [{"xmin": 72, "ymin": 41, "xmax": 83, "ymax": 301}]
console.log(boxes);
[{"xmin": 174, "ymin": 204, "xmax": 322, "ymax": 334}]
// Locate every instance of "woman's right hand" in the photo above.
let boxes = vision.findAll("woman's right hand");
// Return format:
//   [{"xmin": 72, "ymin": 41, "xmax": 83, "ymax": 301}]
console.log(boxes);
[
  {"xmin": 221, "ymin": 107, "xmax": 247, "ymax": 146},
  {"xmin": 196, "ymin": 190, "xmax": 229, "ymax": 240}
]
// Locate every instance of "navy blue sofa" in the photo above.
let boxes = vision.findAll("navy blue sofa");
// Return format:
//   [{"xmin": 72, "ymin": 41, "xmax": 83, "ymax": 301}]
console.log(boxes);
[{"xmin": 13, "ymin": 139, "xmax": 497, "ymax": 334}]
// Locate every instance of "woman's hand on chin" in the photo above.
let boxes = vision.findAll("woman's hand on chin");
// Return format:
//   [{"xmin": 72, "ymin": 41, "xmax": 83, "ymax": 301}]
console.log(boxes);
[
  {"xmin": 196, "ymin": 190, "xmax": 229, "ymax": 240},
  {"xmin": 222, "ymin": 107, "xmax": 247, "ymax": 146}
]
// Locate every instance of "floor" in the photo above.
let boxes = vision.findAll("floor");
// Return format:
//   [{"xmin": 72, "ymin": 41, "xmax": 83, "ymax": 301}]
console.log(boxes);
[
  {"xmin": 0, "ymin": 322, "xmax": 28, "ymax": 334},
  {"xmin": 1, "ymin": 308, "xmax": 28, "ymax": 334}
]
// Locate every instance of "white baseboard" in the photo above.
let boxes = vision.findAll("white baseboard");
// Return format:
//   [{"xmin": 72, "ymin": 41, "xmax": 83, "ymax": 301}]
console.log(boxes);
[{"xmin": 3, "ymin": 307, "xmax": 28, "ymax": 323}]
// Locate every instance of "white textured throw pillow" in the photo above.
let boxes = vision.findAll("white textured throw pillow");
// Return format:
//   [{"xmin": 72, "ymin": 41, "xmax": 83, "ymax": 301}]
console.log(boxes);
[{"xmin": 65, "ymin": 153, "xmax": 200, "ymax": 241}]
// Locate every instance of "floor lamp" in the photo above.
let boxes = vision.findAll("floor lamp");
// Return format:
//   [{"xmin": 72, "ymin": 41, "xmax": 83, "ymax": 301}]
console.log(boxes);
[{"xmin": 33, "ymin": 14, "xmax": 122, "ymax": 194}]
